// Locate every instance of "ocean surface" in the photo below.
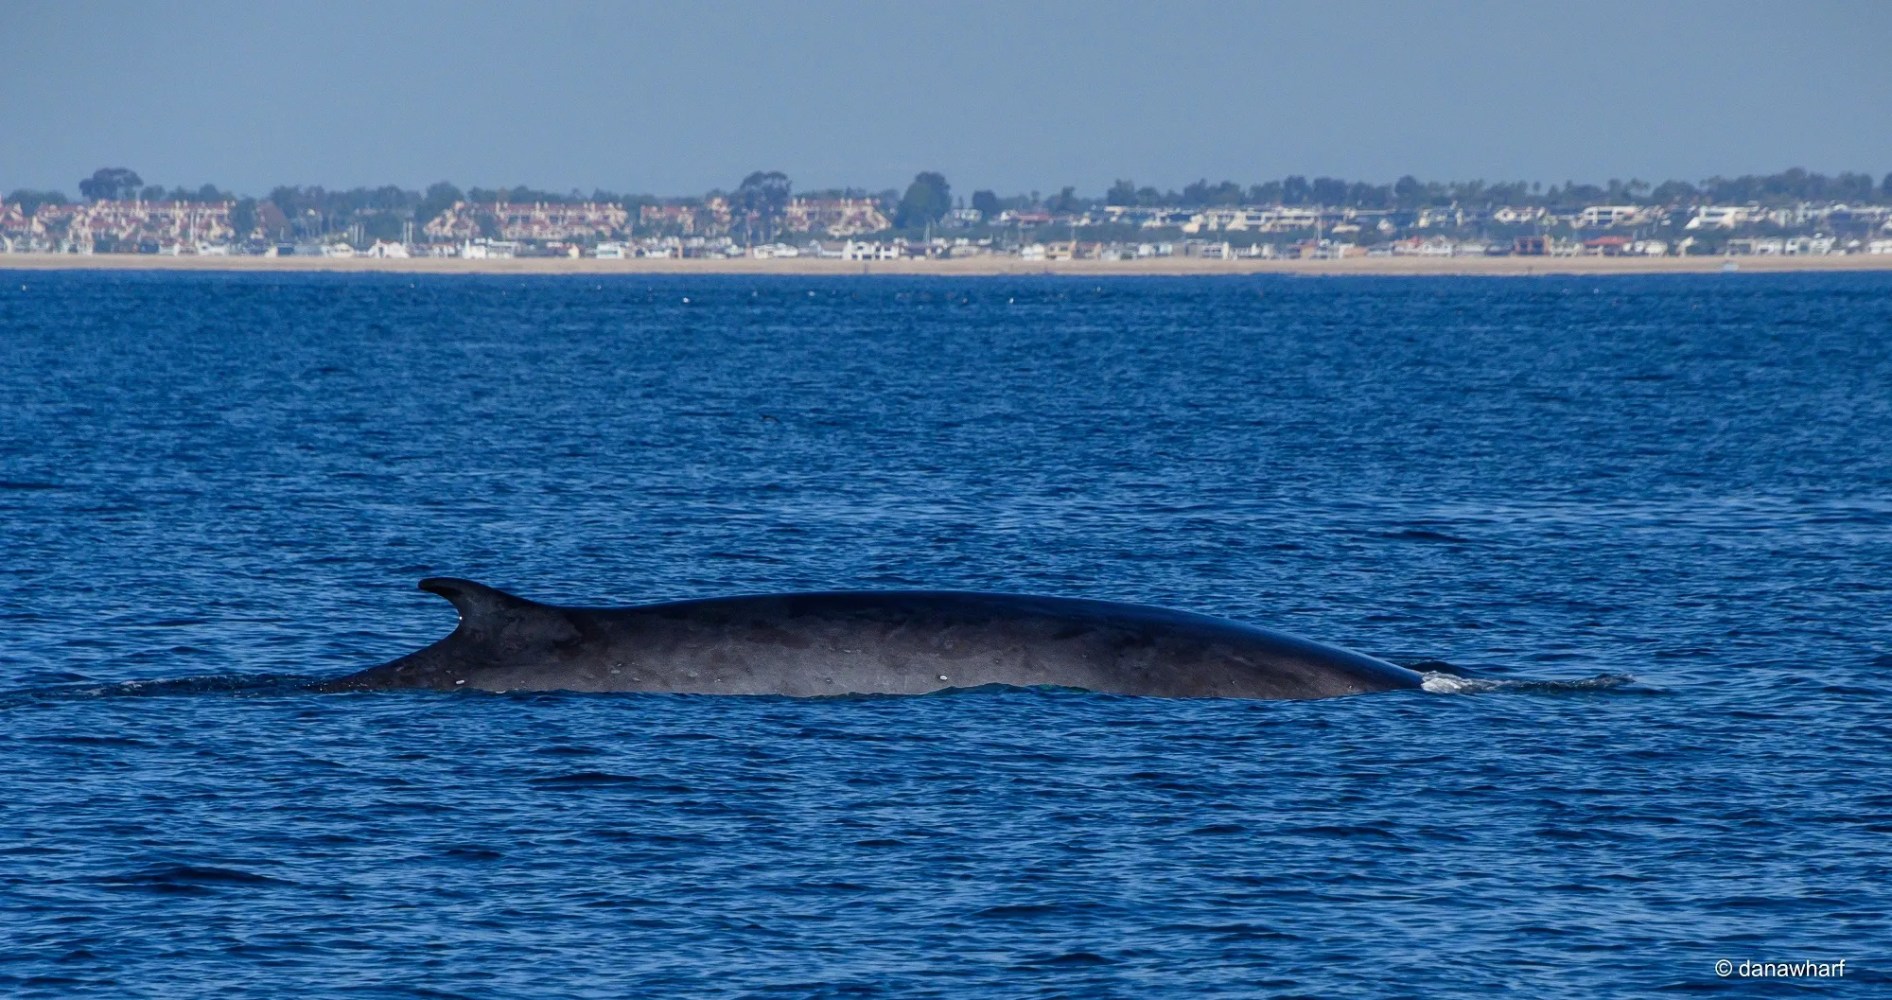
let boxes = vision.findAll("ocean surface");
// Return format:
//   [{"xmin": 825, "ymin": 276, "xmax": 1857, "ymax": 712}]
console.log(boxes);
[{"xmin": 2, "ymin": 271, "xmax": 1888, "ymax": 997}]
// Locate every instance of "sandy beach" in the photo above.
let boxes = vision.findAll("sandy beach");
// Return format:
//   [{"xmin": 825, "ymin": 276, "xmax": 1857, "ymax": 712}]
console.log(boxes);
[{"xmin": 2, "ymin": 250, "xmax": 1889, "ymax": 277}]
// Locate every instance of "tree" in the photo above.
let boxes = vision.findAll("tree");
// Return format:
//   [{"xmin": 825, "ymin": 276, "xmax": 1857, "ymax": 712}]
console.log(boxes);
[
  {"xmin": 1047, "ymin": 185, "xmax": 1083, "ymax": 215},
  {"xmin": 1393, "ymin": 175, "xmax": 1422, "ymax": 207},
  {"xmin": 360, "ymin": 212, "xmax": 405, "ymax": 242},
  {"xmin": 416, "ymin": 181, "xmax": 464, "ymax": 225},
  {"xmin": 1650, "ymin": 180, "xmax": 1698, "ymax": 205},
  {"xmin": 894, "ymin": 171, "xmax": 951, "ymax": 229},
  {"xmin": 6, "ymin": 189, "xmax": 68, "ymax": 215},
  {"xmin": 230, "ymin": 197, "xmax": 258, "ymax": 240},
  {"xmin": 1280, "ymin": 175, "xmax": 1311, "ymax": 205},
  {"xmin": 971, "ymin": 189, "xmax": 1001, "ymax": 219},
  {"xmin": 1834, "ymin": 171, "xmax": 1874, "ymax": 203},
  {"xmin": 1347, "ymin": 180, "xmax": 1392, "ymax": 208},
  {"xmin": 78, "ymin": 167, "xmax": 143, "ymax": 201},
  {"xmin": 1105, "ymin": 179, "xmax": 1137, "ymax": 206},
  {"xmin": 1248, "ymin": 180, "xmax": 1283, "ymax": 204},
  {"xmin": 1310, "ymin": 176, "xmax": 1348, "ymax": 206},
  {"xmin": 157, "ymin": 183, "xmax": 233, "ymax": 202},
  {"xmin": 732, "ymin": 170, "xmax": 792, "ymax": 241}
]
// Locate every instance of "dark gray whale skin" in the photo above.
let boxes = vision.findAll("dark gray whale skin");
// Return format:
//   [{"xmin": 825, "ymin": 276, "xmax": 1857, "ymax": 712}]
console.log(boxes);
[{"xmin": 315, "ymin": 578, "xmax": 1424, "ymax": 699}]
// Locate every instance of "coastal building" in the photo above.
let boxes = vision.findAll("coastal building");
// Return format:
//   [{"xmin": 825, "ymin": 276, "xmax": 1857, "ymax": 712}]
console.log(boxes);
[
  {"xmin": 424, "ymin": 201, "xmax": 629, "ymax": 242},
  {"xmin": 1181, "ymin": 207, "xmax": 1319, "ymax": 234},
  {"xmin": 636, "ymin": 198, "xmax": 733, "ymax": 237},
  {"xmin": 1492, "ymin": 206, "xmax": 1547, "ymax": 225},
  {"xmin": 784, "ymin": 197, "xmax": 890, "ymax": 237},
  {"xmin": 639, "ymin": 203, "xmax": 699, "ymax": 234},
  {"xmin": 457, "ymin": 239, "xmax": 518, "ymax": 259},
  {"xmin": 11, "ymin": 199, "xmax": 238, "ymax": 251},
  {"xmin": 1686, "ymin": 205, "xmax": 1758, "ymax": 230},
  {"xmin": 1576, "ymin": 205, "xmax": 1650, "ymax": 228},
  {"xmin": 1390, "ymin": 236, "xmax": 1457, "ymax": 256},
  {"xmin": 841, "ymin": 240, "xmax": 898, "ymax": 261}
]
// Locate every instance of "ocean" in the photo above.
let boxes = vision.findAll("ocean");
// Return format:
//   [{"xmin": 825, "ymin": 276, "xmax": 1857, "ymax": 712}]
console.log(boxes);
[{"xmin": 2, "ymin": 271, "xmax": 1887, "ymax": 996}]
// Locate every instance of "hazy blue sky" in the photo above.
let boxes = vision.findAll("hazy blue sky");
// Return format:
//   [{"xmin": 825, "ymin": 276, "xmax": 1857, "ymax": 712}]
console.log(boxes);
[{"xmin": 6, "ymin": 0, "xmax": 1889, "ymax": 198}]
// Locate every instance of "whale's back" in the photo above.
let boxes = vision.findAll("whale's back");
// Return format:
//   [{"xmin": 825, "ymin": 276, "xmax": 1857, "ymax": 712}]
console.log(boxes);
[{"xmin": 322, "ymin": 580, "xmax": 1423, "ymax": 699}]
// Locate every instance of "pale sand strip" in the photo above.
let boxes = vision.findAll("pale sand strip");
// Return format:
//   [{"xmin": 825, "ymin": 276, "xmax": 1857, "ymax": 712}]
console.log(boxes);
[{"xmin": 2, "ymin": 252, "xmax": 1890, "ymax": 277}]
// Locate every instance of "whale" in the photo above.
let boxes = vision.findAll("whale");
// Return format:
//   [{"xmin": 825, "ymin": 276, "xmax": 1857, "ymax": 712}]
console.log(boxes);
[
  {"xmin": 316, "ymin": 578, "xmax": 1424, "ymax": 699},
  {"xmin": 318, "ymin": 578, "xmax": 1424, "ymax": 699}
]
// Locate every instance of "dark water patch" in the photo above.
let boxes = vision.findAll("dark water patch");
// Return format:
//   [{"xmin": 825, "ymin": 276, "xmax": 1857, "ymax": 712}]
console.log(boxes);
[
  {"xmin": 94, "ymin": 864, "xmax": 292, "ymax": 894},
  {"xmin": 27, "ymin": 734, "xmax": 148, "ymax": 747},
  {"xmin": 1013, "ymin": 951, "xmax": 1119, "ymax": 968},
  {"xmin": 527, "ymin": 771, "xmax": 691, "ymax": 792},
  {"xmin": 975, "ymin": 903, "xmax": 1071, "ymax": 919},
  {"xmin": 1383, "ymin": 527, "xmax": 1477, "ymax": 544},
  {"xmin": 532, "ymin": 743, "xmax": 607, "ymax": 757},
  {"xmin": 438, "ymin": 846, "xmax": 505, "ymax": 862},
  {"xmin": 1288, "ymin": 824, "xmax": 1400, "ymax": 839}
]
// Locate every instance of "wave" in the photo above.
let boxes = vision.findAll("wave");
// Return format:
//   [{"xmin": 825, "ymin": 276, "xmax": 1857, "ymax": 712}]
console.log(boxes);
[
  {"xmin": 0, "ymin": 673, "xmax": 315, "ymax": 707},
  {"xmin": 1420, "ymin": 670, "xmax": 1644, "ymax": 695}
]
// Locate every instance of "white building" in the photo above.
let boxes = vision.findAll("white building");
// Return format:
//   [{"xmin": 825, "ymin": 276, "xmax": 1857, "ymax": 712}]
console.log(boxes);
[
  {"xmin": 1686, "ymin": 206, "xmax": 1758, "ymax": 230},
  {"xmin": 1577, "ymin": 205, "xmax": 1648, "ymax": 228},
  {"xmin": 458, "ymin": 239, "xmax": 518, "ymax": 259}
]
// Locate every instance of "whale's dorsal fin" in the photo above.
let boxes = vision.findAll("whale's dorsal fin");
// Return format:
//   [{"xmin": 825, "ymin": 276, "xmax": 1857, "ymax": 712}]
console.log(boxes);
[{"xmin": 418, "ymin": 577, "xmax": 578, "ymax": 644}]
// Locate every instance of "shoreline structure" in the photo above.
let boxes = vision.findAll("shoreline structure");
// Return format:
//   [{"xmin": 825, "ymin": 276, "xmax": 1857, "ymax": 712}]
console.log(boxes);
[{"xmin": 3, "ymin": 251, "xmax": 1889, "ymax": 278}]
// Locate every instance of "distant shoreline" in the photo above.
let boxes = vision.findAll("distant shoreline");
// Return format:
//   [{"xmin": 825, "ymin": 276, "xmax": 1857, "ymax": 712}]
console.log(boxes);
[{"xmin": 4, "ymin": 251, "xmax": 1890, "ymax": 278}]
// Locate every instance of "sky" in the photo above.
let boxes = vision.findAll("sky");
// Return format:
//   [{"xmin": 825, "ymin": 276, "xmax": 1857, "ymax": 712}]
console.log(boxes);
[{"xmin": 5, "ymin": 0, "xmax": 1890, "ymax": 199}]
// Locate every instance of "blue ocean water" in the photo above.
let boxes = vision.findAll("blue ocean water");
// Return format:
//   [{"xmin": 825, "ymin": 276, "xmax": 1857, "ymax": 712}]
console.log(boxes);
[{"xmin": 1, "ymin": 271, "xmax": 1888, "ymax": 996}]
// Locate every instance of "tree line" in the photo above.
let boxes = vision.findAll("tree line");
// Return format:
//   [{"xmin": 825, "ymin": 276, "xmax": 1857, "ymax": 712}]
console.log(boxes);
[
  {"xmin": 1101, "ymin": 169, "xmax": 1892, "ymax": 210},
  {"xmin": 10, "ymin": 166, "xmax": 1892, "ymax": 243}
]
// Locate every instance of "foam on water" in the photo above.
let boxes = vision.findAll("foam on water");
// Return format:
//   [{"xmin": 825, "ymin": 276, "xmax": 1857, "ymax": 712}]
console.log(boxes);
[{"xmin": 1420, "ymin": 671, "xmax": 1642, "ymax": 695}]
